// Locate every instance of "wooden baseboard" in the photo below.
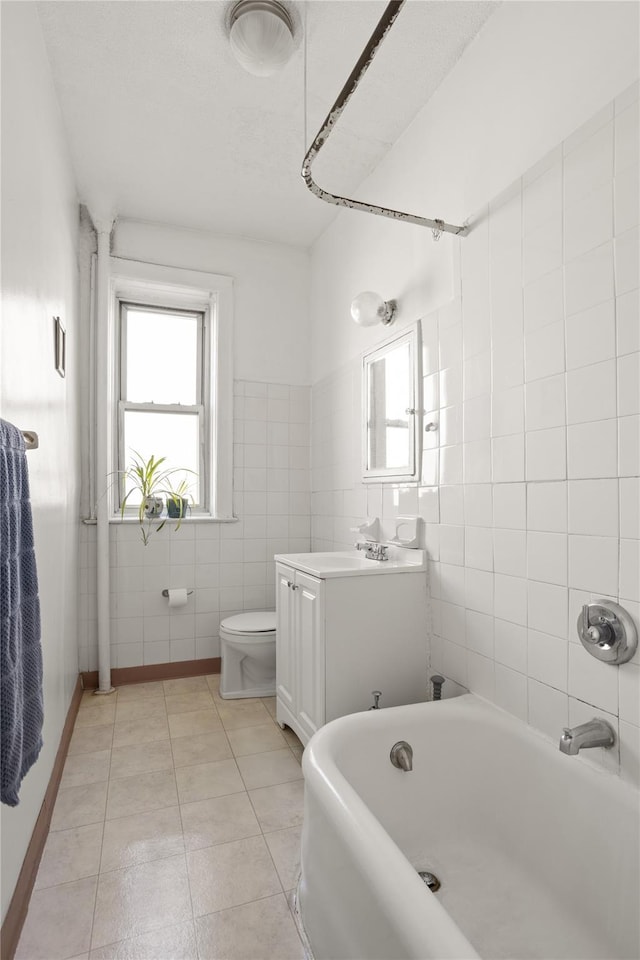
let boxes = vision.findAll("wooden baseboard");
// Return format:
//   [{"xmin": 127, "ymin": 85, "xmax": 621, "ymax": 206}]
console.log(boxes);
[
  {"xmin": 81, "ymin": 656, "xmax": 220, "ymax": 689},
  {"xmin": 1, "ymin": 675, "xmax": 83, "ymax": 960}
]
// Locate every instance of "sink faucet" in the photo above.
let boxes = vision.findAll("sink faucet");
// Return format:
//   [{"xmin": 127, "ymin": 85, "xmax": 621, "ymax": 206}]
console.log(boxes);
[
  {"xmin": 558, "ymin": 718, "xmax": 616, "ymax": 755},
  {"xmin": 355, "ymin": 541, "xmax": 388, "ymax": 561}
]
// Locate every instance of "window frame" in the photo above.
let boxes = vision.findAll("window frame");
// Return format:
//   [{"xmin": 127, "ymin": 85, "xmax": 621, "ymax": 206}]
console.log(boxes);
[
  {"xmin": 106, "ymin": 258, "xmax": 234, "ymax": 521},
  {"xmin": 117, "ymin": 301, "xmax": 207, "ymax": 512}
]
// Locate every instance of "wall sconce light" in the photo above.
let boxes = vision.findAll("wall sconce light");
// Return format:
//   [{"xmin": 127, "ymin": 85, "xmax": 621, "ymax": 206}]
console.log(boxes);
[
  {"xmin": 350, "ymin": 291, "xmax": 396, "ymax": 327},
  {"xmin": 229, "ymin": 0, "xmax": 295, "ymax": 77}
]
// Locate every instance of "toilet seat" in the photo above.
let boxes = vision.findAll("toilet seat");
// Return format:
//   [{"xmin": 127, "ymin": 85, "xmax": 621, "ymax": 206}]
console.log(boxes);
[{"xmin": 220, "ymin": 612, "xmax": 276, "ymax": 636}]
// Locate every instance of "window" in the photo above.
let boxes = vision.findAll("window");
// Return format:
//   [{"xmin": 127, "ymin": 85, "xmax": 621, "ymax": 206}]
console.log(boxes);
[
  {"xmin": 107, "ymin": 258, "xmax": 234, "ymax": 520},
  {"xmin": 118, "ymin": 302, "xmax": 205, "ymax": 509}
]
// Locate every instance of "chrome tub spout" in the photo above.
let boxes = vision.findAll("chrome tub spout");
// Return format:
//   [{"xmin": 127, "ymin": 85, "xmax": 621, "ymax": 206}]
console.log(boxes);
[{"xmin": 559, "ymin": 718, "xmax": 616, "ymax": 756}]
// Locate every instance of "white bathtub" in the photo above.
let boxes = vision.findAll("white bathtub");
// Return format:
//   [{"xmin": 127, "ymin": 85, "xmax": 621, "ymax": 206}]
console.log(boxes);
[{"xmin": 298, "ymin": 695, "xmax": 640, "ymax": 960}]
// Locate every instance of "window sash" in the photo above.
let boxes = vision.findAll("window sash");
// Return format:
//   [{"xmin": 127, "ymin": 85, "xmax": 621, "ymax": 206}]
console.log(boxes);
[
  {"xmin": 117, "ymin": 300, "xmax": 208, "ymax": 513},
  {"xmin": 119, "ymin": 301, "xmax": 204, "ymax": 405},
  {"xmin": 117, "ymin": 401, "xmax": 206, "ymax": 512}
]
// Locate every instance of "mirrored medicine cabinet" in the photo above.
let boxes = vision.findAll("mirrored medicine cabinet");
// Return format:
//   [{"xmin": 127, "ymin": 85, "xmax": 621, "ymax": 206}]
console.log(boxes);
[{"xmin": 361, "ymin": 321, "xmax": 422, "ymax": 483}]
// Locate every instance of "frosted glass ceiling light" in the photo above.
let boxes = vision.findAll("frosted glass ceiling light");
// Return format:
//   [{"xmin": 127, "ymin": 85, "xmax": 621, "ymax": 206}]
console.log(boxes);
[
  {"xmin": 229, "ymin": 0, "xmax": 294, "ymax": 77},
  {"xmin": 350, "ymin": 291, "xmax": 396, "ymax": 327}
]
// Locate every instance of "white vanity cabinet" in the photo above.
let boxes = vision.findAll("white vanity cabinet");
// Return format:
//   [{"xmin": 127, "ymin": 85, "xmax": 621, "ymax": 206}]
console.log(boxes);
[{"xmin": 275, "ymin": 556, "xmax": 429, "ymax": 746}]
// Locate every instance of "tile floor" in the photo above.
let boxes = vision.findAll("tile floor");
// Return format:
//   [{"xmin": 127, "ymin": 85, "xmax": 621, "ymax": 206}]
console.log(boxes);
[{"xmin": 16, "ymin": 676, "xmax": 307, "ymax": 960}]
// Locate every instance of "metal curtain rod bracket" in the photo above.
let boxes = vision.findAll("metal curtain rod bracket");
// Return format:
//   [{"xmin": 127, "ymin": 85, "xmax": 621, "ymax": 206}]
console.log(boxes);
[
  {"xmin": 22, "ymin": 430, "xmax": 39, "ymax": 450},
  {"xmin": 301, "ymin": 0, "xmax": 469, "ymax": 238}
]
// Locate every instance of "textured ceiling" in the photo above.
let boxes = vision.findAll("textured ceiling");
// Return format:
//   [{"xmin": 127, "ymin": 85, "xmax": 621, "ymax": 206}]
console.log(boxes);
[{"xmin": 37, "ymin": 0, "xmax": 498, "ymax": 247}]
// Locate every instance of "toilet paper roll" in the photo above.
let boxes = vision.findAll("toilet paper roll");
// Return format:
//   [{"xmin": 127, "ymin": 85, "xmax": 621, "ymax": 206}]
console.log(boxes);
[{"xmin": 167, "ymin": 588, "xmax": 188, "ymax": 608}]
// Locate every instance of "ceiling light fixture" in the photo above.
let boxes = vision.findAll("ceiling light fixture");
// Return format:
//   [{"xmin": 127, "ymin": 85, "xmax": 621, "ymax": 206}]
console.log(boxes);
[
  {"xmin": 229, "ymin": 0, "xmax": 295, "ymax": 77},
  {"xmin": 350, "ymin": 291, "xmax": 396, "ymax": 327}
]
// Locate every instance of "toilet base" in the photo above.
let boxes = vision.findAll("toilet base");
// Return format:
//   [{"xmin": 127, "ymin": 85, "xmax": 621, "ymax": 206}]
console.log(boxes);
[{"xmin": 219, "ymin": 682, "xmax": 276, "ymax": 700}]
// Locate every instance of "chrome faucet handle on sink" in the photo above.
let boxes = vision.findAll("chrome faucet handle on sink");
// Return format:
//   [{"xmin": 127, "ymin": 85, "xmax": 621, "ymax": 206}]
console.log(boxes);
[{"xmin": 354, "ymin": 541, "xmax": 388, "ymax": 561}]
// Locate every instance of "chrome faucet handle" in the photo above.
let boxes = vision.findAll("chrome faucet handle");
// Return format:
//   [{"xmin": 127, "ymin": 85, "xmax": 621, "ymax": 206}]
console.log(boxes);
[{"xmin": 577, "ymin": 600, "xmax": 636, "ymax": 663}]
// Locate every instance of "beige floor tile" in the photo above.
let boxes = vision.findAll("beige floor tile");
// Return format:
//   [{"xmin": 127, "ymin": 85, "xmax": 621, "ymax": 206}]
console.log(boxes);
[
  {"xmin": 187, "ymin": 836, "xmax": 281, "ymax": 917},
  {"xmin": 237, "ymin": 749, "xmax": 303, "ymax": 790},
  {"xmin": 248, "ymin": 780, "xmax": 305, "ymax": 833},
  {"xmin": 181, "ymin": 792, "xmax": 261, "ymax": 851},
  {"xmin": 76, "ymin": 702, "xmax": 117, "ymax": 728},
  {"xmin": 175, "ymin": 759, "xmax": 244, "ymax": 804},
  {"xmin": 91, "ymin": 855, "xmax": 192, "ymax": 949},
  {"xmin": 110, "ymin": 739, "xmax": 173, "ymax": 780},
  {"xmin": 115, "ymin": 696, "xmax": 167, "ymax": 724},
  {"xmin": 217, "ymin": 699, "xmax": 272, "ymax": 730},
  {"xmin": 35, "ymin": 822, "xmax": 103, "ymax": 889},
  {"xmin": 115, "ymin": 681, "xmax": 165, "ymax": 702},
  {"xmin": 205, "ymin": 674, "xmax": 222, "ymax": 701},
  {"xmin": 61, "ymin": 749, "xmax": 111, "ymax": 788},
  {"xmin": 226, "ymin": 722, "xmax": 288, "ymax": 757},
  {"xmin": 106, "ymin": 769, "xmax": 178, "ymax": 820},
  {"xmin": 16, "ymin": 876, "xmax": 98, "ymax": 960},
  {"xmin": 261, "ymin": 696, "xmax": 277, "ymax": 717},
  {"xmin": 112, "ymin": 713, "xmax": 170, "ymax": 748},
  {"xmin": 171, "ymin": 731, "xmax": 232, "ymax": 768},
  {"xmin": 51, "ymin": 781, "xmax": 108, "ymax": 832},
  {"xmin": 290, "ymin": 745, "xmax": 303, "ymax": 764},
  {"xmin": 101, "ymin": 805, "xmax": 184, "ymax": 872},
  {"xmin": 163, "ymin": 676, "xmax": 209, "ymax": 696},
  {"xmin": 165, "ymin": 691, "xmax": 216, "ymax": 715},
  {"xmin": 264, "ymin": 826, "xmax": 302, "ymax": 891},
  {"xmin": 195, "ymin": 894, "xmax": 304, "ymax": 960},
  {"xmin": 69, "ymin": 724, "xmax": 114, "ymax": 756},
  {"xmin": 89, "ymin": 921, "xmax": 198, "ymax": 959},
  {"xmin": 168, "ymin": 709, "xmax": 223, "ymax": 739}
]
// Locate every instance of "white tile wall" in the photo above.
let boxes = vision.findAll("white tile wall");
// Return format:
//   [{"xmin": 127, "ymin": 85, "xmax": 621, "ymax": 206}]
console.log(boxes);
[
  {"xmin": 78, "ymin": 380, "xmax": 310, "ymax": 673},
  {"xmin": 310, "ymin": 85, "xmax": 640, "ymax": 787}
]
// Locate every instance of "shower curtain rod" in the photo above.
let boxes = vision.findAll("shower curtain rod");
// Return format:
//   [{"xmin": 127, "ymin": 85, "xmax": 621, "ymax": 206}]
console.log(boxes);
[{"xmin": 301, "ymin": 0, "xmax": 469, "ymax": 239}]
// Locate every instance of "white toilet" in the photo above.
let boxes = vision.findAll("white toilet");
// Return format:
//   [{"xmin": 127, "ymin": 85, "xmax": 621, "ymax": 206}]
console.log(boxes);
[{"xmin": 219, "ymin": 611, "xmax": 277, "ymax": 699}]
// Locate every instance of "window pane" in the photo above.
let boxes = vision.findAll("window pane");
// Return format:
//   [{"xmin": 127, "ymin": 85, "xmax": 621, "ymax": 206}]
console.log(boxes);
[
  {"xmin": 124, "ymin": 307, "xmax": 199, "ymax": 404},
  {"xmin": 122, "ymin": 410, "xmax": 200, "ymax": 506}
]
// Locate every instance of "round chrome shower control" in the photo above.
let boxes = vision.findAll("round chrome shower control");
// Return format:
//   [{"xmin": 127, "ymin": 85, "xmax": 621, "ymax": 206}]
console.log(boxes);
[{"xmin": 577, "ymin": 600, "xmax": 638, "ymax": 664}]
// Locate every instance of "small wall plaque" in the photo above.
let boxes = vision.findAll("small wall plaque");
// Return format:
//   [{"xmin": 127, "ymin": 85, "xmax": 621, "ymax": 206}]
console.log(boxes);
[{"xmin": 54, "ymin": 316, "xmax": 66, "ymax": 378}]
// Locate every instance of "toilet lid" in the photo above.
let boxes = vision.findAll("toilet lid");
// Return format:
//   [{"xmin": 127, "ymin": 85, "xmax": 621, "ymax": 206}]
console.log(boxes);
[{"xmin": 220, "ymin": 611, "xmax": 276, "ymax": 635}]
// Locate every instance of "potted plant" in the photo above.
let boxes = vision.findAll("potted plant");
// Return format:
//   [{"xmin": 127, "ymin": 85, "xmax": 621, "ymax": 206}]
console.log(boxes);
[
  {"xmin": 165, "ymin": 478, "xmax": 192, "ymax": 523},
  {"xmin": 120, "ymin": 451, "xmax": 194, "ymax": 545}
]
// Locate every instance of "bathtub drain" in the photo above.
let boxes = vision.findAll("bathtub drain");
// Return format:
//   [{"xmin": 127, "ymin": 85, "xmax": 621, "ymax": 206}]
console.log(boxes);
[{"xmin": 418, "ymin": 871, "xmax": 441, "ymax": 892}]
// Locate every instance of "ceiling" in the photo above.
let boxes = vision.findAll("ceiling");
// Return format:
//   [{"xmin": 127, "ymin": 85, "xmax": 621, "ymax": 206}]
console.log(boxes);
[{"xmin": 37, "ymin": 0, "xmax": 498, "ymax": 248}]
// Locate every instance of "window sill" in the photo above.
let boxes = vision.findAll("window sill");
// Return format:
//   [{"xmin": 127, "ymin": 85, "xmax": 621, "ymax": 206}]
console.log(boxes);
[{"xmin": 82, "ymin": 515, "xmax": 238, "ymax": 525}]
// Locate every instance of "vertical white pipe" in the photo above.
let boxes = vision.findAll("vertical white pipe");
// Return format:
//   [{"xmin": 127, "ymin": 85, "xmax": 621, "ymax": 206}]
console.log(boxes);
[{"xmin": 95, "ymin": 223, "xmax": 114, "ymax": 694}]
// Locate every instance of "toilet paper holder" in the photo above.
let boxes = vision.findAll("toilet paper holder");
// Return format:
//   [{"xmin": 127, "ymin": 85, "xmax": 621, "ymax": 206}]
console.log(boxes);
[{"xmin": 161, "ymin": 589, "xmax": 194, "ymax": 598}]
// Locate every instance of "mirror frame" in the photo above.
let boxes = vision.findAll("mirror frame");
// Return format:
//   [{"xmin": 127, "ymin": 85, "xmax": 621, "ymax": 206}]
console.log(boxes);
[{"xmin": 361, "ymin": 320, "xmax": 423, "ymax": 483}]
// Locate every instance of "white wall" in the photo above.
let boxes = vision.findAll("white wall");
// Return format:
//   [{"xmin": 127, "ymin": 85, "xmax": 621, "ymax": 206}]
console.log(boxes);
[
  {"xmin": 310, "ymin": 0, "xmax": 639, "ymax": 382},
  {"xmin": 113, "ymin": 219, "xmax": 310, "ymax": 385},
  {"xmin": 77, "ymin": 221, "xmax": 312, "ymax": 671},
  {"xmin": 1, "ymin": 2, "xmax": 81, "ymax": 921},
  {"xmin": 309, "ymin": 2, "xmax": 639, "ymax": 786}
]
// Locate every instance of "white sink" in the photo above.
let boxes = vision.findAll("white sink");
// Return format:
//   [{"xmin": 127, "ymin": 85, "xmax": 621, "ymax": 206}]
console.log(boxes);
[{"xmin": 274, "ymin": 549, "xmax": 426, "ymax": 579}]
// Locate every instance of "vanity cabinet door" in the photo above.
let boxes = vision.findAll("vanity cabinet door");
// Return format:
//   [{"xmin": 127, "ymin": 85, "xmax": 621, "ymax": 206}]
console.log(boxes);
[
  {"xmin": 295, "ymin": 572, "xmax": 325, "ymax": 741},
  {"xmin": 275, "ymin": 563, "xmax": 296, "ymax": 714}
]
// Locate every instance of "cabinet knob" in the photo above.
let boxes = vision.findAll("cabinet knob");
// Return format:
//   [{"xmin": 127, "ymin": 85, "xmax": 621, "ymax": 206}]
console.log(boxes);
[{"xmin": 286, "ymin": 580, "xmax": 293, "ymax": 588}]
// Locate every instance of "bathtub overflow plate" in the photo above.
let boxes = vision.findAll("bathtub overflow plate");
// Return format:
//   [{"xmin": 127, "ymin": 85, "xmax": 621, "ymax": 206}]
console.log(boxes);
[{"xmin": 418, "ymin": 871, "xmax": 441, "ymax": 892}]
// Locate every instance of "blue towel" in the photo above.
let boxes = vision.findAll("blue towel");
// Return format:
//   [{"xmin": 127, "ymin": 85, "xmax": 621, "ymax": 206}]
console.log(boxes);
[{"xmin": 1, "ymin": 419, "xmax": 44, "ymax": 806}]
